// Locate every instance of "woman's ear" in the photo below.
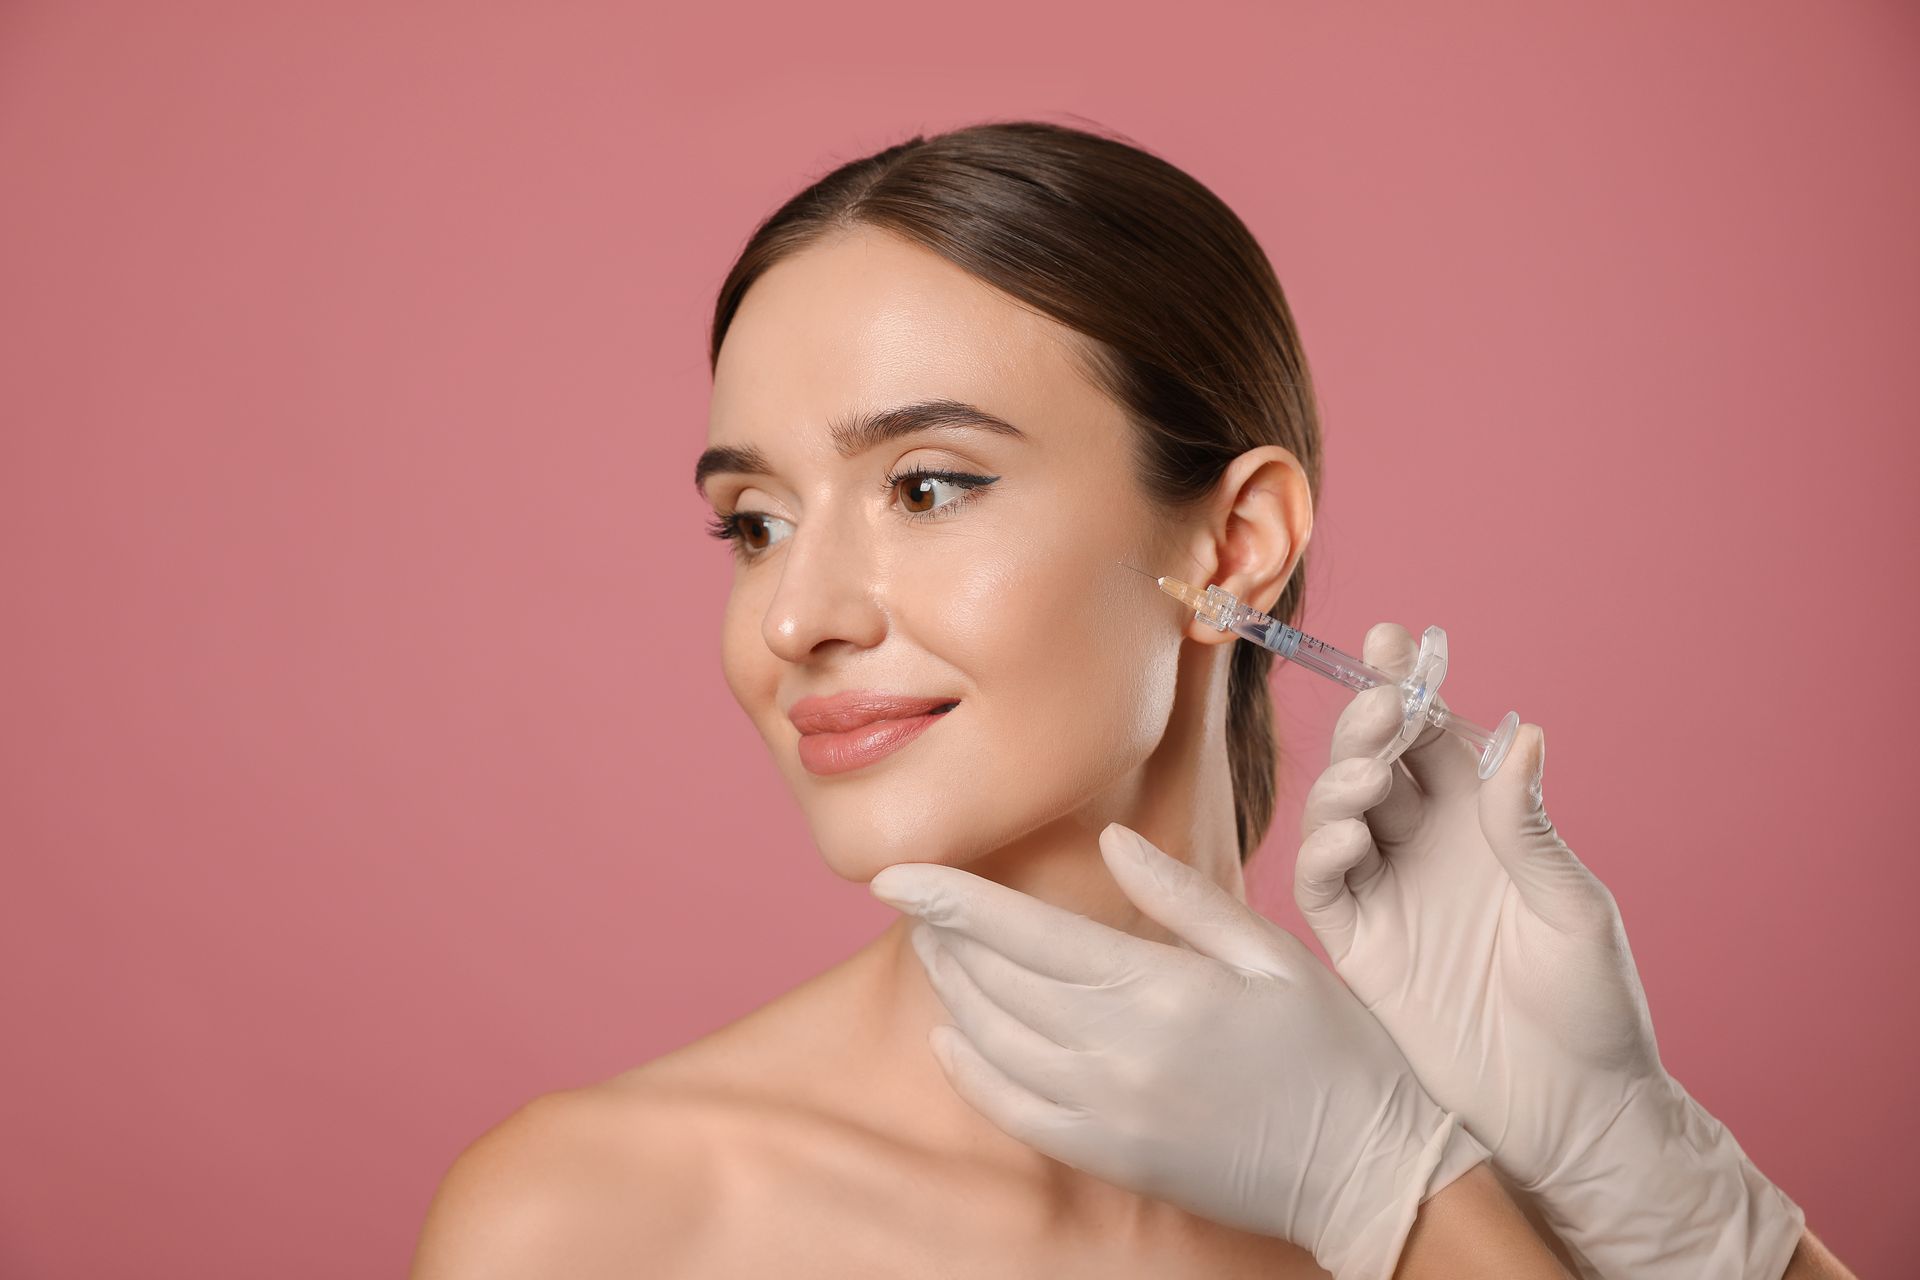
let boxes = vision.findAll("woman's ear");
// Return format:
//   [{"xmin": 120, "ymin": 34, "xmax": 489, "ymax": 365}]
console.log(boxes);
[{"xmin": 1178, "ymin": 445, "xmax": 1313, "ymax": 647}]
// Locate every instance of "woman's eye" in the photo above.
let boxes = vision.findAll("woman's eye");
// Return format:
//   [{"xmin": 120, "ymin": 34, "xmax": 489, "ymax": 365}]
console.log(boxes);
[
  {"xmin": 737, "ymin": 512, "xmax": 793, "ymax": 551},
  {"xmin": 890, "ymin": 468, "xmax": 999, "ymax": 518},
  {"xmin": 705, "ymin": 510, "xmax": 793, "ymax": 559},
  {"xmin": 706, "ymin": 469, "xmax": 998, "ymax": 563}
]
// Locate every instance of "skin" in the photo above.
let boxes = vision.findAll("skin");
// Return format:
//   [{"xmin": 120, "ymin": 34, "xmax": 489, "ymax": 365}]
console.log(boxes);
[{"xmin": 409, "ymin": 226, "xmax": 1592, "ymax": 1276}]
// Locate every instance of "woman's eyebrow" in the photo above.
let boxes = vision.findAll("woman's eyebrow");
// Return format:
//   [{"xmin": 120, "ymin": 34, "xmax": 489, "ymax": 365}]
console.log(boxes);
[{"xmin": 693, "ymin": 398, "xmax": 1026, "ymax": 493}]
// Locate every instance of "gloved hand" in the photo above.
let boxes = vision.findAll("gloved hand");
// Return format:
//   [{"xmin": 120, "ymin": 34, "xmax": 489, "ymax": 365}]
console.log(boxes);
[
  {"xmin": 869, "ymin": 830, "xmax": 1491, "ymax": 1280},
  {"xmin": 1296, "ymin": 621, "xmax": 1805, "ymax": 1280}
]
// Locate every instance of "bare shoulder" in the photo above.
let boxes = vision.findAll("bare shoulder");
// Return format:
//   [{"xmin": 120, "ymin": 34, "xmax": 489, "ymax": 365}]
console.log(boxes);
[
  {"xmin": 407, "ymin": 946, "xmax": 899, "ymax": 1277},
  {"xmin": 409, "ymin": 1078, "xmax": 714, "ymax": 1279}
]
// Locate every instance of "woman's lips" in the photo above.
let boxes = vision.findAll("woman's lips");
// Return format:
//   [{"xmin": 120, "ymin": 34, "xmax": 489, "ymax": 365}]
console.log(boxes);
[{"xmin": 789, "ymin": 693, "xmax": 959, "ymax": 777}]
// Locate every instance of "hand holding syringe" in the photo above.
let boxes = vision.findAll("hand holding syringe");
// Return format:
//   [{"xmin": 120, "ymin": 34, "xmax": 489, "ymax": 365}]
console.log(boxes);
[{"xmin": 1134, "ymin": 568, "xmax": 1519, "ymax": 780}]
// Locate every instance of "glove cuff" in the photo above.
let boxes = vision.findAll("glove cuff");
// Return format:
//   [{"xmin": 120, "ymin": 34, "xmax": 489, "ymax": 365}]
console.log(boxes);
[
  {"xmin": 1532, "ymin": 1074, "xmax": 1806, "ymax": 1280},
  {"xmin": 1315, "ymin": 1083, "xmax": 1491, "ymax": 1280}
]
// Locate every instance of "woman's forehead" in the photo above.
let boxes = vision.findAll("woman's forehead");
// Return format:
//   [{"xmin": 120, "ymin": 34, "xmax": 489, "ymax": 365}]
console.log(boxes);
[{"xmin": 708, "ymin": 230, "xmax": 1102, "ymax": 452}]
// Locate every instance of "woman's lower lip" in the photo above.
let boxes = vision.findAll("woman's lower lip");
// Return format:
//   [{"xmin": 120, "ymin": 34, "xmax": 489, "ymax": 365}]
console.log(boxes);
[{"xmin": 797, "ymin": 710, "xmax": 950, "ymax": 776}]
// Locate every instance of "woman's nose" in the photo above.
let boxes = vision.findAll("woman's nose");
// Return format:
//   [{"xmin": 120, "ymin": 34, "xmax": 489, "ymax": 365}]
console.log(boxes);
[{"xmin": 760, "ymin": 513, "xmax": 888, "ymax": 663}]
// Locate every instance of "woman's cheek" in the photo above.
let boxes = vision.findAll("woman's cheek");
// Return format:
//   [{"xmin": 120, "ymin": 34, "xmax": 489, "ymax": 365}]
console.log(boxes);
[
  {"xmin": 953, "ymin": 550, "xmax": 1176, "ymax": 768},
  {"xmin": 718, "ymin": 592, "xmax": 777, "ymax": 729},
  {"xmin": 1086, "ymin": 610, "xmax": 1183, "ymax": 759}
]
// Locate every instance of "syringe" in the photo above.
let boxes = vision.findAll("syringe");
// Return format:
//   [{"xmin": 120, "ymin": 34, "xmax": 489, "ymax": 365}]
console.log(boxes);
[{"xmin": 1140, "ymin": 570, "xmax": 1519, "ymax": 781}]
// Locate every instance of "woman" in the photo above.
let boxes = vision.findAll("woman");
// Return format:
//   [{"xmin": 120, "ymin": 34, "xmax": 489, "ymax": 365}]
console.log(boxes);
[{"xmin": 409, "ymin": 121, "xmax": 1834, "ymax": 1277}]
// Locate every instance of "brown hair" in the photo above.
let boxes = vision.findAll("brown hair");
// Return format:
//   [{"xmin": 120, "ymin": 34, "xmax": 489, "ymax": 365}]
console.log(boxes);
[{"xmin": 708, "ymin": 119, "xmax": 1324, "ymax": 864}]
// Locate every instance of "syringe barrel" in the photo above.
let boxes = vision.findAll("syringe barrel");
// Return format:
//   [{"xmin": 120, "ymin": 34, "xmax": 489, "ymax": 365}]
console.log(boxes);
[
  {"xmin": 1163, "ymin": 578, "xmax": 1400, "ymax": 694},
  {"xmin": 1226, "ymin": 611, "xmax": 1394, "ymax": 693}
]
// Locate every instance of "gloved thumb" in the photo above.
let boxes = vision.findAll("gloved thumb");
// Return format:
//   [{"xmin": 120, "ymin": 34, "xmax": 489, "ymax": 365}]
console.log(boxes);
[
  {"xmin": 1477, "ymin": 724, "xmax": 1613, "ymax": 935},
  {"xmin": 1098, "ymin": 823, "xmax": 1301, "ymax": 978}
]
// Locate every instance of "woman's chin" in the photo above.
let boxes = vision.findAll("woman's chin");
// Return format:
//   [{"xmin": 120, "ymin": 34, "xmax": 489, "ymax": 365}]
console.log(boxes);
[{"xmin": 806, "ymin": 817, "xmax": 976, "ymax": 882}]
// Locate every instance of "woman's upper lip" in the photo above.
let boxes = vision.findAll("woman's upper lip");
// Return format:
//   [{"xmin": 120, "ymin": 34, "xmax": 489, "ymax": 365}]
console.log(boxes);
[{"xmin": 787, "ymin": 691, "xmax": 959, "ymax": 735}]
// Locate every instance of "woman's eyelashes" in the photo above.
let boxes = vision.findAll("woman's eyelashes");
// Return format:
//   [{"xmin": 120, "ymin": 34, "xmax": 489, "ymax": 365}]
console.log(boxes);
[
  {"xmin": 704, "ymin": 508, "xmax": 790, "ymax": 560},
  {"xmin": 705, "ymin": 468, "xmax": 1000, "ymax": 563},
  {"xmin": 882, "ymin": 466, "xmax": 1000, "ymax": 521}
]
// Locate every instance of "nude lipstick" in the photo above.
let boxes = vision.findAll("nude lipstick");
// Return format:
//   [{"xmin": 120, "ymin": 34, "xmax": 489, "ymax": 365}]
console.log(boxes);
[{"xmin": 788, "ymin": 691, "xmax": 959, "ymax": 777}]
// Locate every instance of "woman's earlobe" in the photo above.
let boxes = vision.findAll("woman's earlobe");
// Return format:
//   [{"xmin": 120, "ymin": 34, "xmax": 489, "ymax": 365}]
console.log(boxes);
[
  {"xmin": 1171, "ymin": 579, "xmax": 1249, "ymax": 648},
  {"xmin": 1184, "ymin": 615, "xmax": 1239, "ymax": 647}
]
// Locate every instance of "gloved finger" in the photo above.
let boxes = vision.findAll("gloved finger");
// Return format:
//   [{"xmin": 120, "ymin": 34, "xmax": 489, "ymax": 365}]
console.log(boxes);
[
  {"xmin": 925, "ymin": 1024, "xmax": 1091, "ymax": 1159},
  {"xmin": 909, "ymin": 922, "xmax": 1086, "ymax": 1103},
  {"xmin": 1476, "ymin": 723, "xmax": 1618, "ymax": 936},
  {"xmin": 926, "ymin": 914, "xmax": 1197, "ymax": 1053},
  {"xmin": 1356, "ymin": 622, "xmax": 1483, "ymax": 802},
  {"xmin": 1098, "ymin": 823, "xmax": 1300, "ymax": 980},
  {"xmin": 870, "ymin": 860, "xmax": 1176, "ymax": 987},
  {"xmin": 1292, "ymin": 818, "xmax": 1383, "ymax": 960},
  {"xmin": 1329, "ymin": 681, "xmax": 1406, "ymax": 764},
  {"xmin": 917, "ymin": 909, "xmax": 1198, "ymax": 1059},
  {"xmin": 1298, "ymin": 754, "xmax": 1393, "ymax": 840},
  {"xmin": 1324, "ymin": 690, "xmax": 1427, "ymax": 847}
]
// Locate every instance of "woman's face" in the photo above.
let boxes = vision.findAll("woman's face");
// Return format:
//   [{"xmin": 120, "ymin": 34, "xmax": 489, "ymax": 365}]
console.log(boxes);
[{"xmin": 700, "ymin": 226, "xmax": 1191, "ymax": 879}]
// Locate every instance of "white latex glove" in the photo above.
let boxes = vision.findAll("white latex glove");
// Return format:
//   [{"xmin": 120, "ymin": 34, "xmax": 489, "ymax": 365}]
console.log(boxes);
[
  {"xmin": 1296, "ymin": 622, "xmax": 1805, "ymax": 1280},
  {"xmin": 868, "ymin": 827, "xmax": 1491, "ymax": 1280}
]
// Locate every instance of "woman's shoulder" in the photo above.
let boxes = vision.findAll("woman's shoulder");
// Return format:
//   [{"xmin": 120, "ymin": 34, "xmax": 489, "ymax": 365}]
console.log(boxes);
[
  {"xmin": 409, "ymin": 973, "xmax": 867, "ymax": 1278},
  {"xmin": 409, "ymin": 1072, "xmax": 729, "ymax": 1278}
]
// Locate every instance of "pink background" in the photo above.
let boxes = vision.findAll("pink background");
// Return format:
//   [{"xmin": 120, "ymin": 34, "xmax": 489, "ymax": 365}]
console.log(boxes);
[{"xmin": 3, "ymin": 2, "xmax": 1915, "ymax": 1274}]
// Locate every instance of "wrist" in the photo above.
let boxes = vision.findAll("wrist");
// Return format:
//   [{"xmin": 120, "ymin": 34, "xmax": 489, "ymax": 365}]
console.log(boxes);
[
  {"xmin": 1315, "ymin": 1075, "xmax": 1490, "ymax": 1280},
  {"xmin": 1529, "ymin": 1074, "xmax": 1805, "ymax": 1280},
  {"xmin": 1394, "ymin": 1163, "xmax": 1576, "ymax": 1280}
]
